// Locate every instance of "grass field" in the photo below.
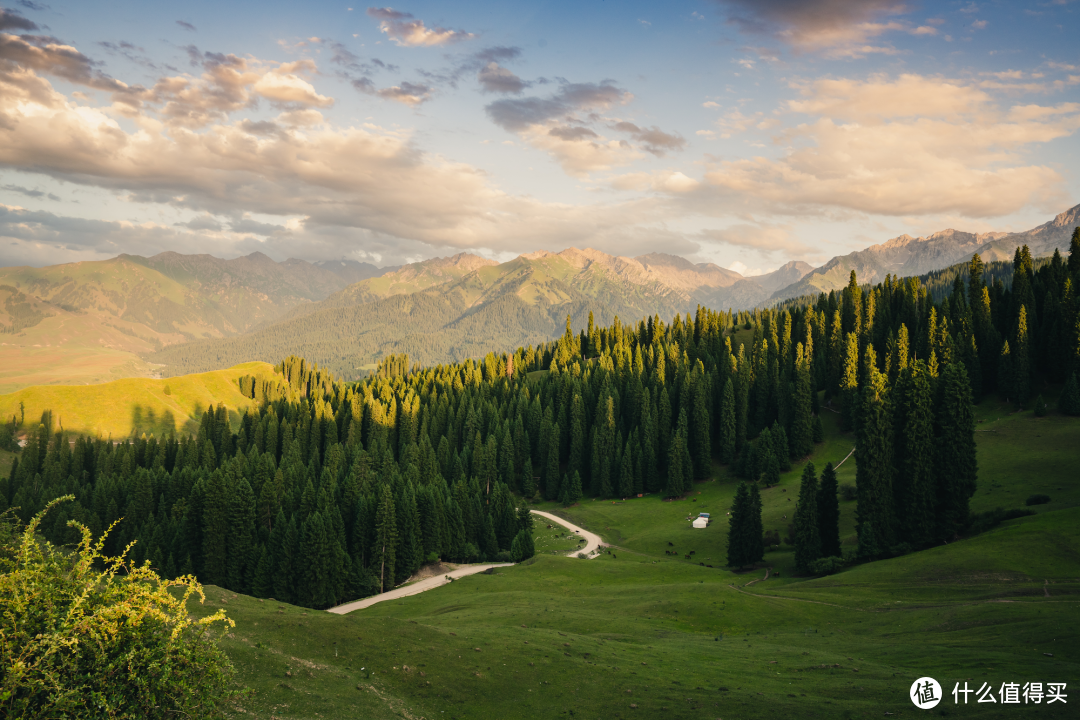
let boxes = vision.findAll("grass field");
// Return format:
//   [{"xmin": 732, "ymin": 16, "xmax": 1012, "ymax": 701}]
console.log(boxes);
[
  {"xmin": 179, "ymin": 400, "xmax": 1078, "ymax": 719},
  {"xmin": 0, "ymin": 310, "xmax": 167, "ymax": 394},
  {"xmin": 0, "ymin": 362, "xmax": 279, "ymax": 438}
]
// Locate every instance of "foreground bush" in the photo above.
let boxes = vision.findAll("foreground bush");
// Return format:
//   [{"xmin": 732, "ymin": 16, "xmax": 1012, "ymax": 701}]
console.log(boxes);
[{"xmin": 0, "ymin": 498, "xmax": 239, "ymax": 719}]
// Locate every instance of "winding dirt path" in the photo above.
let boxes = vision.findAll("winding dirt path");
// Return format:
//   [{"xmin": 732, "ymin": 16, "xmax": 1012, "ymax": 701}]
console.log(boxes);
[
  {"xmin": 327, "ymin": 563, "xmax": 513, "ymax": 615},
  {"xmin": 327, "ymin": 509, "xmax": 602, "ymax": 614},
  {"xmin": 530, "ymin": 509, "xmax": 604, "ymax": 558}
]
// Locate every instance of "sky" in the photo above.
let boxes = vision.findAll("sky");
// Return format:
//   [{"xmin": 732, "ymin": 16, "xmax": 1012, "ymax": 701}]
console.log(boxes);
[{"xmin": 0, "ymin": 0, "xmax": 1078, "ymax": 273}]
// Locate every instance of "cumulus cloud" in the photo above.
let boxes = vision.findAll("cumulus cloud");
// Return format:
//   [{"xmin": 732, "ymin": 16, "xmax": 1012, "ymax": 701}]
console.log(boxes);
[
  {"xmin": 478, "ymin": 62, "xmax": 528, "ymax": 94},
  {"xmin": 375, "ymin": 80, "xmax": 432, "ymax": 105},
  {"xmin": 787, "ymin": 74, "xmax": 990, "ymax": 120},
  {"xmin": 700, "ymin": 74, "xmax": 1080, "ymax": 218},
  {"xmin": 0, "ymin": 58, "xmax": 682, "ymax": 264},
  {"xmin": 610, "ymin": 122, "xmax": 687, "ymax": 156},
  {"xmin": 485, "ymin": 81, "xmax": 687, "ymax": 175},
  {"xmin": 0, "ymin": 31, "xmax": 139, "ymax": 98},
  {"xmin": 714, "ymin": 0, "xmax": 909, "ymax": 56},
  {"xmin": 0, "ymin": 7, "xmax": 37, "ymax": 32},
  {"xmin": 366, "ymin": 7, "xmax": 475, "ymax": 47},
  {"xmin": 486, "ymin": 81, "xmax": 632, "ymax": 131}
]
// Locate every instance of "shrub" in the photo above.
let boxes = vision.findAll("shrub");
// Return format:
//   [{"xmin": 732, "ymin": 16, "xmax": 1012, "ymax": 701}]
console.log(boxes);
[
  {"xmin": 163, "ymin": 384, "xmax": 172, "ymax": 396},
  {"xmin": 1025, "ymin": 494, "xmax": 1051, "ymax": 506},
  {"xmin": 808, "ymin": 556, "xmax": 846, "ymax": 575},
  {"xmin": 1060, "ymin": 373, "xmax": 1080, "ymax": 416},
  {"xmin": 967, "ymin": 507, "xmax": 1035, "ymax": 535},
  {"xmin": 838, "ymin": 483, "xmax": 857, "ymax": 502},
  {"xmin": 762, "ymin": 529, "xmax": 781, "ymax": 549},
  {"xmin": 0, "ymin": 498, "xmax": 239, "ymax": 719},
  {"xmin": 1033, "ymin": 395, "xmax": 1047, "ymax": 417}
]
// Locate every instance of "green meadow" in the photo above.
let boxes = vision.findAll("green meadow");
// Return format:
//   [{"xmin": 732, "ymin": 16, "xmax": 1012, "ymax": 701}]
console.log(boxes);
[{"xmin": 186, "ymin": 401, "xmax": 1079, "ymax": 719}]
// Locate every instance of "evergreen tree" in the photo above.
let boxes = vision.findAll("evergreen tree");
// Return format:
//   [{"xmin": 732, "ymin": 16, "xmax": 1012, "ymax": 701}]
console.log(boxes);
[
  {"xmin": 718, "ymin": 378, "xmax": 736, "ymax": 463},
  {"xmin": 521, "ymin": 456, "xmax": 536, "ymax": 498},
  {"xmin": 1060, "ymin": 372, "xmax": 1080, "ymax": 415},
  {"xmin": 373, "ymin": 485, "xmax": 397, "ymax": 593},
  {"xmin": 789, "ymin": 345, "xmax": 814, "ymax": 459},
  {"xmin": 727, "ymin": 482, "xmax": 752, "ymax": 567},
  {"xmin": 747, "ymin": 482, "xmax": 764, "ymax": 564},
  {"xmin": 793, "ymin": 462, "xmax": 821, "ymax": 573},
  {"xmin": 840, "ymin": 331, "xmax": 860, "ymax": 428},
  {"xmin": 855, "ymin": 352, "xmax": 894, "ymax": 559},
  {"xmin": 892, "ymin": 362, "xmax": 936, "ymax": 547},
  {"xmin": 817, "ymin": 462, "xmax": 841, "ymax": 558},
  {"xmin": 935, "ymin": 362, "xmax": 977, "ymax": 541},
  {"xmin": 510, "ymin": 527, "xmax": 535, "ymax": 562},
  {"xmin": 1012, "ymin": 305, "xmax": 1031, "ymax": 406}
]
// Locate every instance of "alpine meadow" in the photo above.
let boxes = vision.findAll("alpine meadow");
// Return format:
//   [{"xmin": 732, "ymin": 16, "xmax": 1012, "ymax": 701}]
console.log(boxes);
[{"xmin": 1, "ymin": 1, "xmax": 1079, "ymax": 718}]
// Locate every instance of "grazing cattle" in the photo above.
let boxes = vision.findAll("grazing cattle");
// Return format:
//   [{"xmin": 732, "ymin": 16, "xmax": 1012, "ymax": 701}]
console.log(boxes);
[
  {"xmin": 684, "ymin": 554, "xmax": 691, "ymax": 559},
  {"xmin": 668, "ymin": 542, "xmax": 674, "ymax": 546}
]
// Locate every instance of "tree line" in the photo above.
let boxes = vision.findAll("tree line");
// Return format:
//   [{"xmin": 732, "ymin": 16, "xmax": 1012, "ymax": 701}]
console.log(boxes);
[{"xmin": 2, "ymin": 236, "xmax": 1078, "ymax": 610}]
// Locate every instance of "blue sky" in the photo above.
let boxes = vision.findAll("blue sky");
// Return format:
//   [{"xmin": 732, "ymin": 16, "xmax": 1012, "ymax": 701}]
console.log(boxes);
[{"xmin": 0, "ymin": 0, "xmax": 1078, "ymax": 272}]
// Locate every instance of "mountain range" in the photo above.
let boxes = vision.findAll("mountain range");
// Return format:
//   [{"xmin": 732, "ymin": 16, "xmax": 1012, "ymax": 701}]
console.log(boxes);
[{"xmin": 0, "ymin": 204, "xmax": 1076, "ymax": 390}]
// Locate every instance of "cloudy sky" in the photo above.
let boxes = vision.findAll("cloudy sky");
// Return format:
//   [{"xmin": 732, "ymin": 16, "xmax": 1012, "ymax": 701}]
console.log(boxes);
[{"xmin": 0, "ymin": 0, "xmax": 1078, "ymax": 272}]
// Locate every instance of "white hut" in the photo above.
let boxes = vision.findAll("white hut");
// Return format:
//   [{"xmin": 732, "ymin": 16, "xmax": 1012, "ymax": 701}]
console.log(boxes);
[{"xmin": 692, "ymin": 516, "xmax": 708, "ymax": 529}]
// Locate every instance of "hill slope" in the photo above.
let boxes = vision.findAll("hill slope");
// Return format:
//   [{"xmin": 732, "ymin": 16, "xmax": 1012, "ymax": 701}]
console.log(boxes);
[
  {"xmin": 147, "ymin": 248, "xmax": 815, "ymax": 377},
  {"xmin": 0, "ymin": 361, "xmax": 279, "ymax": 438},
  {"xmin": 0, "ymin": 253, "xmax": 384, "ymax": 391},
  {"xmin": 772, "ymin": 203, "xmax": 1079, "ymax": 301}
]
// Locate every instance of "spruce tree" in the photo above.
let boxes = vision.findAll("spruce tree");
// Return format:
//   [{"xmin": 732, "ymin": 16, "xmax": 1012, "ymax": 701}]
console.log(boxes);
[
  {"xmin": 566, "ymin": 470, "xmax": 583, "ymax": 505},
  {"xmin": 747, "ymin": 482, "xmax": 764, "ymax": 564},
  {"xmin": 793, "ymin": 462, "xmax": 821, "ymax": 573},
  {"xmin": 521, "ymin": 457, "xmax": 536, "ymax": 498},
  {"xmin": 1013, "ymin": 305, "xmax": 1031, "ymax": 406},
  {"xmin": 373, "ymin": 485, "xmax": 397, "ymax": 593},
  {"xmin": 840, "ymin": 331, "xmax": 860, "ymax": 429},
  {"xmin": 855, "ymin": 351, "xmax": 894, "ymax": 559},
  {"xmin": 935, "ymin": 362, "xmax": 977, "ymax": 541},
  {"xmin": 789, "ymin": 346, "xmax": 814, "ymax": 459},
  {"xmin": 817, "ymin": 462, "xmax": 841, "ymax": 558},
  {"xmin": 893, "ymin": 362, "xmax": 935, "ymax": 547},
  {"xmin": 1060, "ymin": 372, "xmax": 1080, "ymax": 415},
  {"xmin": 719, "ymin": 378, "xmax": 736, "ymax": 463},
  {"xmin": 727, "ymin": 482, "xmax": 751, "ymax": 567}
]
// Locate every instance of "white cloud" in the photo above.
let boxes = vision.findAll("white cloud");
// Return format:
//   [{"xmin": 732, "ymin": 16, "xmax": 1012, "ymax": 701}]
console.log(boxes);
[{"xmin": 700, "ymin": 75, "xmax": 1080, "ymax": 218}]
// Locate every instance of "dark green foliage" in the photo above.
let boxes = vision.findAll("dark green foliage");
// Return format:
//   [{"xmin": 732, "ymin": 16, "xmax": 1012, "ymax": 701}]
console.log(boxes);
[
  {"xmin": 935, "ymin": 362, "xmax": 978, "ymax": 541},
  {"xmin": 726, "ymin": 482, "xmax": 758, "ymax": 568},
  {"xmin": 1034, "ymin": 395, "xmax": 1047, "ymax": 416},
  {"xmin": 808, "ymin": 556, "xmax": 846, "ymax": 575},
  {"xmin": 17, "ymin": 235, "xmax": 1078, "ymax": 609},
  {"xmin": 1062, "ymin": 373, "xmax": 1080, "ymax": 416},
  {"xmin": 1025, "ymin": 494, "xmax": 1050, "ymax": 506},
  {"xmin": 793, "ymin": 462, "xmax": 821, "ymax": 573},
  {"xmin": 855, "ymin": 362, "xmax": 894, "ymax": 559},
  {"xmin": 817, "ymin": 462, "xmax": 841, "ymax": 558}
]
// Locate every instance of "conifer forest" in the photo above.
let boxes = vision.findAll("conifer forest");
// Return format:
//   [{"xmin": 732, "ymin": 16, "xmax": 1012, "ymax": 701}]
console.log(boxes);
[{"xmin": 3, "ymin": 242, "xmax": 1079, "ymax": 611}]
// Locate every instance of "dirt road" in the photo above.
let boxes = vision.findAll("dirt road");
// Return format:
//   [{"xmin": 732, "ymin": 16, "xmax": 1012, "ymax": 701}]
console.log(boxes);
[
  {"xmin": 327, "ymin": 563, "xmax": 513, "ymax": 614},
  {"xmin": 529, "ymin": 509, "xmax": 603, "ymax": 558}
]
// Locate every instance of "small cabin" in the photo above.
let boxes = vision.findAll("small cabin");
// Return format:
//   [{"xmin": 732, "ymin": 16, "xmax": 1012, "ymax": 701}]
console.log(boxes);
[{"xmin": 692, "ymin": 517, "xmax": 708, "ymax": 529}]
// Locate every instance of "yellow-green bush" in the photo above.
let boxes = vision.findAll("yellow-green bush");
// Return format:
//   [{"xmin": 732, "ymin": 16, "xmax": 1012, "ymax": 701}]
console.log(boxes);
[{"xmin": 0, "ymin": 498, "xmax": 240, "ymax": 718}]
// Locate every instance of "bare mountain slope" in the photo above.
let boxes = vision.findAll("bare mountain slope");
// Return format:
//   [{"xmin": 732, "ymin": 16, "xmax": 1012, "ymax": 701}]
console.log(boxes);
[{"xmin": 770, "ymin": 204, "xmax": 1079, "ymax": 302}]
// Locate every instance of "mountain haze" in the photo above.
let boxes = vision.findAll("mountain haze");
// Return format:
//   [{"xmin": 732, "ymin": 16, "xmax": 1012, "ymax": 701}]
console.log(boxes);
[
  {"xmin": 772, "ymin": 203, "xmax": 1080, "ymax": 302},
  {"xmin": 146, "ymin": 247, "xmax": 814, "ymax": 378}
]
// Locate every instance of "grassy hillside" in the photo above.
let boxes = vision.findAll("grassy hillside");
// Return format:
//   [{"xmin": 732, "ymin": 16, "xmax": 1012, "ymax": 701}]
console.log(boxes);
[
  {"xmin": 179, "ymin": 402, "xmax": 1078, "ymax": 719},
  {"xmin": 0, "ymin": 361, "xmax": 278, "ymax": 438},
  {"xmin": 0, "ymin": 253, "xmax": 367, "ymax": 392},
  {"xmin": 147, "ymin": 250, "xmax": 740, "ymax": 378}
]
